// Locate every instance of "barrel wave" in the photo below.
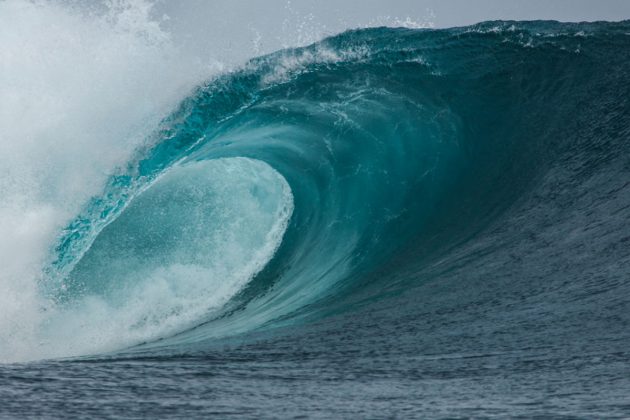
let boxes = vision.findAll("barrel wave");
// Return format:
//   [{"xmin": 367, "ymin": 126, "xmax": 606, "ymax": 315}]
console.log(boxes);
[{"xmin": 16, "ymin": 19, "xmax": 630, "ymax": 377}]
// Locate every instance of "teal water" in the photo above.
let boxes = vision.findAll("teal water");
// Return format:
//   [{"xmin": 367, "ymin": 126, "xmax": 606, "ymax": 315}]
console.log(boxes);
[{"xmin": 3, "ymin": 21, "xmax": 630, "ymax": 417}]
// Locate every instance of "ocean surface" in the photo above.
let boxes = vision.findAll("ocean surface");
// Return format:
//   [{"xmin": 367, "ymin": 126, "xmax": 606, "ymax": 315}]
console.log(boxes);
[{"xmin": 1, "ymin": 14, "xmax": 630, "ymax": 418}]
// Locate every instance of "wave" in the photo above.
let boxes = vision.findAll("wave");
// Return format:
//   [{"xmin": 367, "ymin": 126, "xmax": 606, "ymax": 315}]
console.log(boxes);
[{"xmin": 3, "ymin": 19, "xmax": 630, "ymax": 361}]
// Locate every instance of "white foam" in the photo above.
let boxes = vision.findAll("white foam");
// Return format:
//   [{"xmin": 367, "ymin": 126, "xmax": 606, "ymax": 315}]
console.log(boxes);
[{"xmin": 0, "ymin": 0, "xmax": 218, "ymax": 362}]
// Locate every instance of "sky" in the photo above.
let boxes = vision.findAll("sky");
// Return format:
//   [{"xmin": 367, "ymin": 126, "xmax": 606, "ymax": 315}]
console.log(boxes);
[
  {"xmin": 160, "ymin": 0, "xmax": 630, "ymax": 28},
  {"xmin": 154, "ymin": 0, "xmax": 630, "ymax": 65}
]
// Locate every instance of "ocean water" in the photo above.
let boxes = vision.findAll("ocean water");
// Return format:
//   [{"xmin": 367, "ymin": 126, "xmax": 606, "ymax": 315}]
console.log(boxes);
[{"xmin": 1, "ymin": 1, "xmax": 630, "ymax": 418}]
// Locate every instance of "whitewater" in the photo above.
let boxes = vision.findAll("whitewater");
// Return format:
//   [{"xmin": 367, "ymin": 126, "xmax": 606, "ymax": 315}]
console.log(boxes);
[{"xmin": 1, "ymin": 0, "xmax": 630, "ymax": 417}]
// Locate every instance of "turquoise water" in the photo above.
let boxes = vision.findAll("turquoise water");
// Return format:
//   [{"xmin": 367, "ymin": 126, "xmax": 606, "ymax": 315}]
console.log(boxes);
[{"xmin": 3, "ymin": 21, "xmax": 630, "ymax": 417}]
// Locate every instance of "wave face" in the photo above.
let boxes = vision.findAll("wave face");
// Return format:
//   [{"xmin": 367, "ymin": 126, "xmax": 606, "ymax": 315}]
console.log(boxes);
[{"xmin": 2, "ymin": 17, "xmax": 630, "ymax": 381}]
